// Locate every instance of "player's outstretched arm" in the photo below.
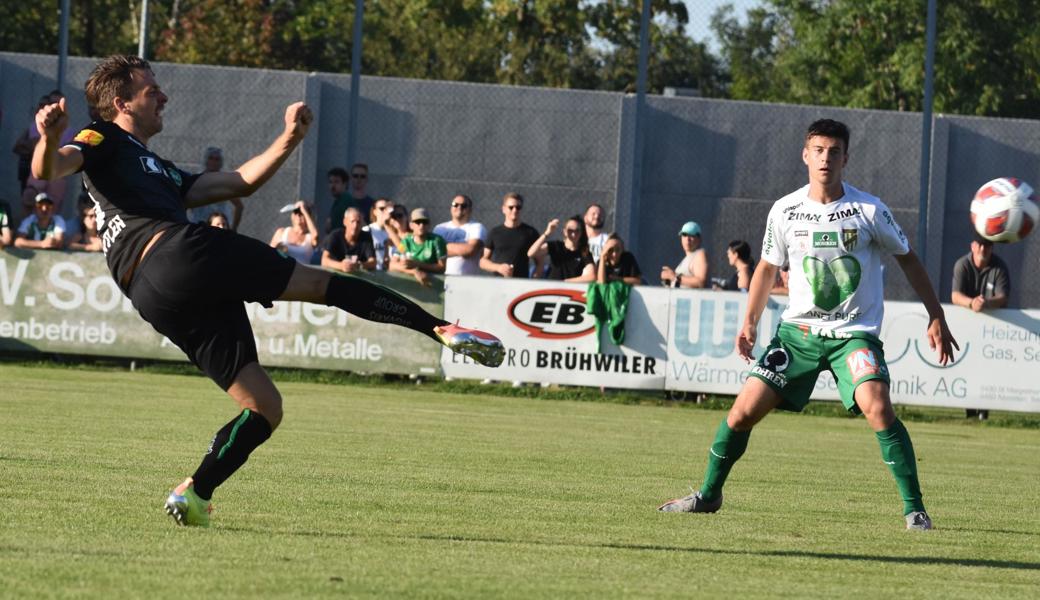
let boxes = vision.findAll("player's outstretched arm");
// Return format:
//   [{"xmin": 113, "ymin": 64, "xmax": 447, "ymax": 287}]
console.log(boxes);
[
  {"xmin": 736, "ymin": 260, "xmax": 778, "ymax": 362},
  {"xmin": 894, "ymin": 250, "xmax": 959, "ymax": 365},
  {"xmin": 31, "ymin": 99, "xmax": 84, "ymax": 180},
  {"xmin": 186, "ymin": 102, "xmax": 313, "ymax": 207}
]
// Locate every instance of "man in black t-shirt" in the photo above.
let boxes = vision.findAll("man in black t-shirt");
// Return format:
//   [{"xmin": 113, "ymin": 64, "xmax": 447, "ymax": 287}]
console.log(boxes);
[
  {"xmin": 31, "ymin": 54, "xmax": 503, "ymax": 528},
  {"xmin": 321, "ymin": 207, "xmax": 376, "ymax": 272},
  {"xmin": 950, "ymin": 233, "xmax": 1010, "ymax": 420},
  {"xmin": 480, "ymin": 192, "xmax": 541, "ymax": 278},
  {"xmin": 597, "ymin": 234, "xmax": 642, "ymax": 285},
  {"xmin": 951, "ymin": 234, "xmax": 1010, "ymax": 312}
]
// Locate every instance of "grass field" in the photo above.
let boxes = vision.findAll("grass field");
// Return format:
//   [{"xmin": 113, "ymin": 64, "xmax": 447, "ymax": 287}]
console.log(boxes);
[{"xmin": 2, "ymin": 364, "xmax": 1039, "ymax": 598}]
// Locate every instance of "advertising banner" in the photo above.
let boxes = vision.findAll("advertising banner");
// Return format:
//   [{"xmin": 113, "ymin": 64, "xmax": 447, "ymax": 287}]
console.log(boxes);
[
  {"xmin": 666, "ymin": 289, "xmax": 1040, "ymax": 413},
  {"xmin": 441, "ymin": 277, "xmax": 669, "ymax": 389},
  {"xmin": 0, "ymin": 249, "xmax": 443, "ymax": 375}
]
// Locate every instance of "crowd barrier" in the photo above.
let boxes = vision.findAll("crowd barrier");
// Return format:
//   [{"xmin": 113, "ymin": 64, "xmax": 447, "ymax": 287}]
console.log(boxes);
[{"xmin": 3, "ymin": 250, "xmax": 1039, "ymax": 413}]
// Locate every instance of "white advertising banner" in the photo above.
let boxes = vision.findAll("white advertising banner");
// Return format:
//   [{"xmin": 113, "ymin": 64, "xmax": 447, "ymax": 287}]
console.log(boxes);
[
  {"xmin": 441, "ymin": 277, "xmax": 669, "ymax": 389},
  {"xmin": 666, "ymin": 289, "xmax": 1040, "ymax": 413}
]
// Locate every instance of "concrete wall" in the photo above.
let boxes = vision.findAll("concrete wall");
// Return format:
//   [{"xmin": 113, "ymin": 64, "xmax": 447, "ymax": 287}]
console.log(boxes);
[{"xmin": 2, "ymin": 52, "xmax": 1036, "ymax": 307}]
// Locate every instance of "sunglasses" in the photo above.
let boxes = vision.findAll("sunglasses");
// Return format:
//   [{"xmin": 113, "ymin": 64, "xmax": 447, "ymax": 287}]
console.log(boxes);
[
  {"xmin": 681, "ymin": 233, "xmax": 699, "ymax": 238},
  {"xmin": 451, "ymin": 203, "xmax": 470, "ymax": 209},
  {"xmin": 564, "ymin": 228, "xmax": 580, "ymax": 234},
  {"xmin": 413, "ymin": 219, "xmax": 429, "ymax": 225},
  {"xmin": 351, "ymin": 173, "xmax": 367, "ymax": 179},
  {"xmin": 504, "ymin": 205, "xmax": 522, "ymax": 211}
]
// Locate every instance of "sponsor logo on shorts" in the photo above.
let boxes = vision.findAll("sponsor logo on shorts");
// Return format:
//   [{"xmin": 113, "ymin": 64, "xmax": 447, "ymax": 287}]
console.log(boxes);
[
  {"xmin": 846, "ymin": 348, "xmax": 880, "ymax": 382},
  {"xmin": 73, "ymin": 129, "xmax": 104, "ymax": 146},
  {"xmin": 764, "ymin": 347, "xmax": 790, "ymax": 372},
  {"xmin": 751, "ymin": 364, "xmax": 787, "ymax": 388},
  {"xmin": 812, "ymin": 231, "xmax": 838, "ymax": 248}
]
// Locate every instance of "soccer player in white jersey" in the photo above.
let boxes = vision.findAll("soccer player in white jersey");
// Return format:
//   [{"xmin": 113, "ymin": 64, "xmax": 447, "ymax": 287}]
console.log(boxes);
[{"xmin": 659, "ymin": 119, "xmax": 958, "ymax": 530}]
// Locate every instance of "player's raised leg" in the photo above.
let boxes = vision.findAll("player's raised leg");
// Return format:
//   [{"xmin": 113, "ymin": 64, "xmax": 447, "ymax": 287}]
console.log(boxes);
[
  {"xmin": 278, "ymin": 262, "xmax": 504, "ymax": 367},
  {"xmin": 854, "ymin": 380, "xmax": 931, "ymax": 530},
  {"xmin": 658, "ymin": 377, "xmax": 781, "ymax": 512}
]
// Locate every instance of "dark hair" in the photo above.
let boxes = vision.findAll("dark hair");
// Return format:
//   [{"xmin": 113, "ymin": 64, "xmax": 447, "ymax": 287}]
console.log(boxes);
[
  {"xmin": 805, "ymin": 119, "xmax": 850, "ymax": 152},
  {"xmin": 85, "ymin": 55, "xmax": 152, "ymax": 121},
  {"xmin": 455, "ymin": 194, "xmax": 473, "ymax": 208},
  {"xmin": 971, "ymin": 232, "xmax": 994, "ymax": 247},
  {"xmin": 567, "ymin": 215, "xmax": 590, "ymax": 258},
  {"xmin": 327, "ymin": 167, "xmax": 349, "ymax": 182},
  {"xmin": 728, "ymin": 240, "xmax": 753, "ymax": 264}
]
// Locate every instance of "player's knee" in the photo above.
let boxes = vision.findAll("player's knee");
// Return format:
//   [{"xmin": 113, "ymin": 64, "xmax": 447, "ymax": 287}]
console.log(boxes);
[
  {"xmin": 251, "ymin": 392, "xmax": 283, "ymax": 431},
  {"xmin": 727, "ymin": 403, "xmax": 758, "ymax": 430}
]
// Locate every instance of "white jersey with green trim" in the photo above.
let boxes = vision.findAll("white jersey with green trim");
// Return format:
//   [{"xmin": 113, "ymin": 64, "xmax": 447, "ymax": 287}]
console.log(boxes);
[{"xmin": 760, "ymin": 182, "xmax": 909, "ymax": 336}]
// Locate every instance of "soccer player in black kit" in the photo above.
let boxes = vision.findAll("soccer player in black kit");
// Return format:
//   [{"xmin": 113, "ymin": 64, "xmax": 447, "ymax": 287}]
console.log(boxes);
[{"xmin": 32, "ymin": 55, "xmax": 504, "ymax": 527}]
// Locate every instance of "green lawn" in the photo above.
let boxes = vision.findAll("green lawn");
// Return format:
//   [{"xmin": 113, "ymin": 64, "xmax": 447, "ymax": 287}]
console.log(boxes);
[{"xmin": 1, "ymin": 364, "xmax": 1038, "ymax": 598}]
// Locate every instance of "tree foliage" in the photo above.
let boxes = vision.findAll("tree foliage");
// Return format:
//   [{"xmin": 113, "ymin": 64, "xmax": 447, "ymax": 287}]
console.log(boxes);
[
  {"xmin": 712, "ymin": 0, "xmax": 1040, "ymax": 117},
  {"xmin": 3, "ymin": 1, "xmax": 1039, "ymax": 117}
]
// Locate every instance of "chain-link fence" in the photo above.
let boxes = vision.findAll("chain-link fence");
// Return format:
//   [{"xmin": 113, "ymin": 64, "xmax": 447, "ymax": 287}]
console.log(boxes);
[{"xmin": 2, "ymin": 52, "xmax": 1038, "ymax": 307}]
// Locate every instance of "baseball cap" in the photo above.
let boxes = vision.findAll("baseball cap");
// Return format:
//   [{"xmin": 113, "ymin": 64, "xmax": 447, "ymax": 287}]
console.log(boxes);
[
  {"xmin": 679, "ymin": 221, "xmax": 701, "ymax": 236},
  {"xmin": 410, "ymin": 207, "xmax": 429, "ymax": 222},
  {"xmin": 34, "ymin": 192, "xmax": 53, "ymax": 204}
]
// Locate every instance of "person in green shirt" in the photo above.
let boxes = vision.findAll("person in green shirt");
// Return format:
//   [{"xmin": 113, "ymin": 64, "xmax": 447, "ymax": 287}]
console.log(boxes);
[
  {"xmin": 389, "ymin": 207, "xmax": 446, "ymax": 286},
  {"xmin": 325, "ymin": 164, "xmax": 375, "ymax": 232}
]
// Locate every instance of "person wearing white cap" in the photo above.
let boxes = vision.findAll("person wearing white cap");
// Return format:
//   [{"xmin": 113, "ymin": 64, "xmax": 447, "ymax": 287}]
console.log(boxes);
[
  {"xmin": 14, "ymin": 192, "xmax": 66, "ymax": 250},
  {"xmin": 660, "ymin": 220, "xmax": 709, "ymax": 288}
]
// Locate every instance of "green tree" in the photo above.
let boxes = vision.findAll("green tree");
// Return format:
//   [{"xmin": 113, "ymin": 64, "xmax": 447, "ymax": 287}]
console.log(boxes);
[
  {"xmin": 587, "ymin": 0, "xmax": 724, "ymax": 95},
  {"xmin": 712, "ymin": 0, "xmax": 1040, "ymax": 117}
]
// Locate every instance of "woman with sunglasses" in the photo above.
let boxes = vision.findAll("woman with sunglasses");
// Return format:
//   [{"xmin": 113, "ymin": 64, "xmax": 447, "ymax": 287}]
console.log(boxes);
[
  {"xmin": 363, "ymin": 197, "xmax": 395, "ymax": 270},
  {"xmin": 269, "ymin": 200, "xmax": 318, "ymax": 264},
  {"xmin": 527, "ymin": 214, "xmax": 595, "ymax": 282}
]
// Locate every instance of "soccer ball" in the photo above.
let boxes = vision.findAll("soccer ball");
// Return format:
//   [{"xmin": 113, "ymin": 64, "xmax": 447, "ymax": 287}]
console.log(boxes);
[{"xmin": 970, "ymin": 177, "xmax": 1039, "ymax": 243}]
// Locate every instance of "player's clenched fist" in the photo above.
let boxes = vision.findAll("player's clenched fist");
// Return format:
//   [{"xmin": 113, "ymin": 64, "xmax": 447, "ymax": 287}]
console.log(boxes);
[
  {"xmin": 284, "ymin": 102, "xmax": 313, "ymax": 140},
  {"xmin": 36, "ymin": 97, "xmax": 69, "ymax": 139}
]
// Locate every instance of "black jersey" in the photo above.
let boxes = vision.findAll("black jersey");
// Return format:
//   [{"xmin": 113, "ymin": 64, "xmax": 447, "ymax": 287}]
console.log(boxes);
[{"xmin": 65, "ymin": 120, "xmax": 200, "ymax": 291}]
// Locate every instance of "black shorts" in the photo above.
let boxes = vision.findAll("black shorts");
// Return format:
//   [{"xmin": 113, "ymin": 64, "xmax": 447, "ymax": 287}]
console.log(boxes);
[{"xmin": 127, "ymin": 223, "xmax": 297, "ymax": 390}]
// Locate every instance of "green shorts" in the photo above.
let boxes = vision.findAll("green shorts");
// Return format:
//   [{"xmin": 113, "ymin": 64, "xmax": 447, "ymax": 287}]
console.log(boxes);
[{"xmin": 748, "ymin": 322, "xmax": 890, "ymax": 413}]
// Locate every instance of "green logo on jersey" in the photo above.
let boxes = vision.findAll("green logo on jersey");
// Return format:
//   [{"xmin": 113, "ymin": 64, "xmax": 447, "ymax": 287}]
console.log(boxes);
[
  {"xmin": 166, "ymin": 168, "xmax": 182, "ymax": 186},
  {"xmin": 803, "ymin": 255, "xmax": 861, "ymax": 311},
  {"xmin": 812, "ymin": 231, "xmax": 838, "ymax": 248}
]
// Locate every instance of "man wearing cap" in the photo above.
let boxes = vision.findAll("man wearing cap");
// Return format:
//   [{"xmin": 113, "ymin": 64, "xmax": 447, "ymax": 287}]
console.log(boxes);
[
  {"xmin": 188, "ymin": 147, "xmax": 244, "ymax": 230},
  {"xmin": 14, "ymin": 192, "xmax": 66, "ymax": 250},
  {"xmin": 950, "ymin": 233, "xmax": 1010, "ymax": 420},
  {"xmin": 389, "ymin": 207, "xmax": 447, "ymax": 286},
  {"xmin": 660, "ymin": 221, "xmax": 709, "ymax": 288},
  {"xmin": 951, "ymin": 233, "xmax": 1010, "ymax": 312}
]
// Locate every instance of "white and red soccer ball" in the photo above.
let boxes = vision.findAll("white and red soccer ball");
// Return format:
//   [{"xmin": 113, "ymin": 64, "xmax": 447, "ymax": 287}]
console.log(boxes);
[{"xmin": 970, "ymin": 177, "xmax": 1039, "ymax": 243}]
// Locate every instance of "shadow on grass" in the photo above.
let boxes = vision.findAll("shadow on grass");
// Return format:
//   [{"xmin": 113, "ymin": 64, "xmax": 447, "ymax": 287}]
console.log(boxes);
[{"xmin": 219, "ymin": 527, "xmax": 1040, "ymax": 571}]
